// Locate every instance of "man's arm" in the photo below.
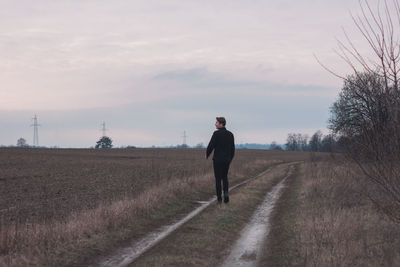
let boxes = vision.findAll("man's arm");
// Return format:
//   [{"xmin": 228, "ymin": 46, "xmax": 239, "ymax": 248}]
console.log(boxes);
[
  {"xmin": 230, "ymin": 133, "xmax": 235, "ymax": 161},
  {"xmin": 206, "ymin": 132, "xmax": 216, "ymax": 159}
]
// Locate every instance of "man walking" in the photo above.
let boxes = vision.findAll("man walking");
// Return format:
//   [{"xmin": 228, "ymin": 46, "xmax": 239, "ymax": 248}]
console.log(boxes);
[{"xmin": 206, "ymin": 117, "xmax": 235, "ymax": 204}]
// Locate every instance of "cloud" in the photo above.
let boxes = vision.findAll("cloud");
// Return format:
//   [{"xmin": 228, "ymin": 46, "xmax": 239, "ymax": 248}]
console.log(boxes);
[
  {"xmin": 154, "ymin": 68, "xmax": 209, "ymax": 81},
  {"xmin": 152, "ymin": 67, "xmax": 338, "ymax": 97},
  {"xmin": 0, "ymin": 0, "xmax": 374, "ymax": 147},
  {"xmin": 0, "ymin": 85, "xmax": 333, "ymax": 147}
]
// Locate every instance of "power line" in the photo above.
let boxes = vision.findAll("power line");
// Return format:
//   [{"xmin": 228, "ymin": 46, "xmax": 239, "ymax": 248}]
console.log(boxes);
[
  {"xmin": 101, "ymin": 121, "xmax": 107, "ymax": 137},
  {"xmin": 182, "ymin": 130, "xmax": 188, "ymax": 146},
  {"xmin": 30, "ymin": 114, "xmax": 41, "ymax": 147}
]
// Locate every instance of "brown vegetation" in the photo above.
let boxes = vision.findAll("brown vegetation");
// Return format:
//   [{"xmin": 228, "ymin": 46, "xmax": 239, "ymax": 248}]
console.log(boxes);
[
  {"xmin": 131, "ymin": 163, "xmax": 295, "ymax": 266},
  {"xmin": 0, "ymin": 148, "xmax": 307, "ymax": 266},
  {"xmin": 263, "ymin": 155, "xmax": 400, "ymax": 266},
  {"xmin": 327, "ymin": 0, "xmax": 400, "ymax": 223}
]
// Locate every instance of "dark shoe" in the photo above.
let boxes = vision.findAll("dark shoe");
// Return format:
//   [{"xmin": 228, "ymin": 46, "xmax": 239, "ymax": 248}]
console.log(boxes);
[
  {"xmin": 224, "ymin": 196, "xmax": 229, "ymax": 203},
  {"xmin": 217, "ymin": 198, "xmax": 222, "ymax": 204}
]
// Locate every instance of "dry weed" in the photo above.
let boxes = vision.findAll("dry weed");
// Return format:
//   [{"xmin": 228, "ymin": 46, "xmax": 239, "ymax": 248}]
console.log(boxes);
[{"xmin": 298, "ymin": 159, "xmax": 400, "ymax": 266}]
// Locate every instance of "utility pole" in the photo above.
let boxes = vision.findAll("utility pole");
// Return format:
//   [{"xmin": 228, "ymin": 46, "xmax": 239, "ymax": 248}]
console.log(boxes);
[
  {"xmin": 31, "ymin": 114, "xmax": 41, "ymax": 147},
  {"xmin": 182, "ymin": 130, "xmax": 188, "ymax": 146},
  {"xmin": 101, "ymin": 121, "xmax": 107, "ymax": 137}
]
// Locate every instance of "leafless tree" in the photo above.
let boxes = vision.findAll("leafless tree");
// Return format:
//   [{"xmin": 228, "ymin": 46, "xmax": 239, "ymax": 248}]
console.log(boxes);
[
  {"xmin": 309, "ymin": 130, "xmax": 323, "ymax": 152},
  {"xmin": 320, "ymin": 134, "xmax": 336, "ymax": 152},
  {"xmin": 286, "ymin": 133, "xmax": 309, "ymax": 151},
  {"xmin": 325, "ymin": 0, "xmax": 400, "ymax": 222}
]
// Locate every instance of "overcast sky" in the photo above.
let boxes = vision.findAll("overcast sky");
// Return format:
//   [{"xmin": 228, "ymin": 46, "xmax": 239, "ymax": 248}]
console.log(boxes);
[{"xmin": 0, "ymin": 0, "xmax": 381, "ymax": 147}]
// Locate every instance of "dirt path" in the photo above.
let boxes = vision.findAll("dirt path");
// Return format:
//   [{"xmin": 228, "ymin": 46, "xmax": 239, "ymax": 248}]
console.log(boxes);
[
  {"xmin": 89, "ymin": 166, "xmax": 276, "ymax": 267},
  {"xmin": 220, "ymin": 166, "xmax": 293, "ymax": 267}
]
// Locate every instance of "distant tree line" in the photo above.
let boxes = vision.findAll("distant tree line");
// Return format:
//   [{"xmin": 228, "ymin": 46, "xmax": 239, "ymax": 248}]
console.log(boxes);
[{"xmin": 285, "ymin": 131, "xmax": 342, "ymax": 152}]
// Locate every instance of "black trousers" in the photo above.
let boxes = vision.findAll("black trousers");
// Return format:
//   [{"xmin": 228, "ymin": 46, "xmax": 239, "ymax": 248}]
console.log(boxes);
[{"xmin": 213, "ymin": 161, "xmax": 230, "ymax": 200}]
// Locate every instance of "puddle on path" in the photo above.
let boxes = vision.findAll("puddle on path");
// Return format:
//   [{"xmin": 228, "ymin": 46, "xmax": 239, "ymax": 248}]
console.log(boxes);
[
  {"xmin": 89, "ymin": 167, "xmax": 274, "ymax": 267},
  {"xmin": 221, "ymin": 166, "xmax": 293, "ymax": 267}
]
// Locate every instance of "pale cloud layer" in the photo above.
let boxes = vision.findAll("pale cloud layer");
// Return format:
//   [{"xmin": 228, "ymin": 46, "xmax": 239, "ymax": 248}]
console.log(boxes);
[{"xmin": 0, "ymin": 0, "xmax": 381, "ymax": 147}]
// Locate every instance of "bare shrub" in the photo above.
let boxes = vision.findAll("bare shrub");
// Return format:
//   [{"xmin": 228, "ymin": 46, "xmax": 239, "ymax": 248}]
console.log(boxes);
[{"xmin": 325, "ymin": 0, "xmax": 400, "ymax": 223}]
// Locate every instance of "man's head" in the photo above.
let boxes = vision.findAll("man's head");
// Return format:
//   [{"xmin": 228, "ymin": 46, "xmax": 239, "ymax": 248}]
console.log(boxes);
[{"xmin": 215, "ymin": 117, "xmax": 226, "ymax": 129}]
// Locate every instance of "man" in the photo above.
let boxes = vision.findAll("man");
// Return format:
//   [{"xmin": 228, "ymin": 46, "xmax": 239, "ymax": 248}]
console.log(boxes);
[{"xmin": 206, "ymin": 117, "xmax": 235, "ymax": 204}]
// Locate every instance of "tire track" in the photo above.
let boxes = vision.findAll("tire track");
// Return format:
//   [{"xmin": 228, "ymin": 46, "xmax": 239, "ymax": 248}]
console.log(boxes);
[
  {"xmin": 220, "ymin": 165, "xmax": 295, "ymax": 267},
  {"xmin": 89, "ymin": 164, "xmax": 282, "ymax": 267}
]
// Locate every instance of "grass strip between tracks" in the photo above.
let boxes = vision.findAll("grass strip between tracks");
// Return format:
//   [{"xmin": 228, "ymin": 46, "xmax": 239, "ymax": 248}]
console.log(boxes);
[
  {"xmin": 258, "ymin": 163, "xmax": 303, "ymax": 266},
  {"xmin": 62, "ymin": 163, "xmax": 280, "ymax": 267},
  {"xmin": 130, "ymin": 163, "xmax": 294, "ymax": 267}
]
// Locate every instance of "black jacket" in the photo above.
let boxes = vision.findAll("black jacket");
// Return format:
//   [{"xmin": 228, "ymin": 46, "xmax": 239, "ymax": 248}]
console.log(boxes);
[{"xmin": 206, "ymin": 127, "xmax": 235, "ymax": 163}]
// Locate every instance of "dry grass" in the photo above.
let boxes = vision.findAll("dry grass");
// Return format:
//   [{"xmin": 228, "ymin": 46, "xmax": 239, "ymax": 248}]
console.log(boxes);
[
  {"xmin": 0, "ymin": 148, "xmax": 308, "ymax": 266},
  {"xmin": 131, "ymin": 163, "xmax": 294, "ymax": 267},
  {"xmin": 282, "ymin": 156, "xmax": 400, "ymax": 266},
  {"xmin": 259, "ymin": 162, "xmax": 302, "ymax": 266},
  {"xmin": 1, "ymin": 172, "xmax": 213, "ymax": 266}
]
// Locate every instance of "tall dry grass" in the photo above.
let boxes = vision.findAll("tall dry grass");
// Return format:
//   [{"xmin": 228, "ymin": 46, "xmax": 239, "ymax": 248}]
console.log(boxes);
[
  {"xmin": 0, "ymin": 148, "xmax": 298, "ymax": 266},
  {"xmin": 297, "ymin": 157, "xmax": 400, "ymax": 266},
  {"xmin": 1, "ymin": 172, "xmax": 213, "ymax": 266}
]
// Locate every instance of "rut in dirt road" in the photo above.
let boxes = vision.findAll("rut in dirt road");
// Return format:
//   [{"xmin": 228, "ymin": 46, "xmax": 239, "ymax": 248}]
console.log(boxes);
[
  {"xmin": 221, "ymin": 165, "xmax": 294, "ymax": 267},
  {"xmin": 89, "ymin": 166, "xmax": 276, "ymax": 267}
]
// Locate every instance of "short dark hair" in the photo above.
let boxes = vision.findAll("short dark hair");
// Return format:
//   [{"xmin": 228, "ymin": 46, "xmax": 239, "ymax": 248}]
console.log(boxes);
[{"xmin": 216, "ymin": 117, "xmax": 226, "ymax": 126}]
